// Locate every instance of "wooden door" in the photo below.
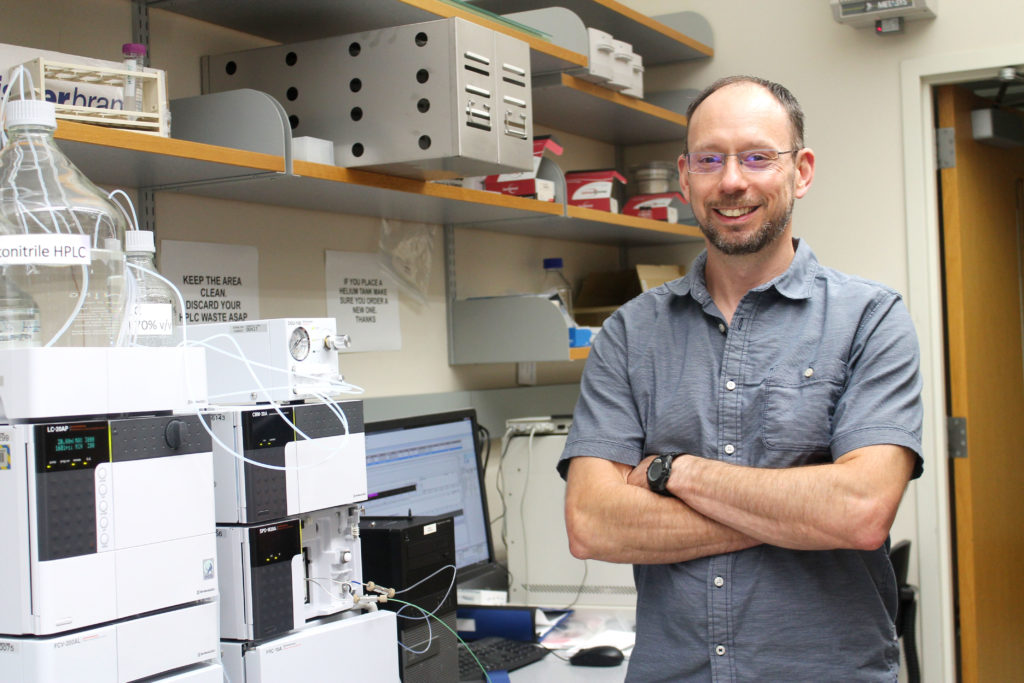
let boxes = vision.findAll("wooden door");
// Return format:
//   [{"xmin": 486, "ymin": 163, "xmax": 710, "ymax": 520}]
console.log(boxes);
[{"xmin": 936, "ymin": 84, "xmax": 1024, "ymax": 682}]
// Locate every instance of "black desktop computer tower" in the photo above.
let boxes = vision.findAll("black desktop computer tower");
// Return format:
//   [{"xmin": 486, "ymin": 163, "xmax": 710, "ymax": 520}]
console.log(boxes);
[{"xmin": 360, "ymin": 515, "xmax": 458, "ymax": 682}]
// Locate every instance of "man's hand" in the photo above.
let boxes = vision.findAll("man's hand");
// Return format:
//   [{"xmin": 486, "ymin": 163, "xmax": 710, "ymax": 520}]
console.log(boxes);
[{"xmin": 626, "ymin": 454, "xmax": 661, "ymax": 489}]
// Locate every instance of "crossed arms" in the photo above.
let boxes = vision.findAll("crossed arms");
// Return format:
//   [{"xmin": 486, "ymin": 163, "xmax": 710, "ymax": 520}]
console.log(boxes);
[{"xmin": 564, "ymin": 444, "xmax": 917, "ymax": 564}]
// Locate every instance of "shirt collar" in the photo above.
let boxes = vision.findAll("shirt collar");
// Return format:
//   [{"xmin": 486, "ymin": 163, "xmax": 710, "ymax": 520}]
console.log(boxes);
[{"xmin": 666, "ymin": 238, "xmax": 818, "ymax": 303}]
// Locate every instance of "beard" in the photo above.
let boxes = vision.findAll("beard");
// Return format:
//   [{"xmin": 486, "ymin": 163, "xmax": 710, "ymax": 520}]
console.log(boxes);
[{"xmin": 696, "ymin": 197, "xmax": 794, "ymax": 256}]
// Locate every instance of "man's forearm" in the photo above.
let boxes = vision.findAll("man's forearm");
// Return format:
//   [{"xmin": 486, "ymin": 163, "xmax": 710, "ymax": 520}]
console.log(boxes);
[
  {"xmin": 565, "ymin": 457, "xmax": 759, "ymax": 564},
  {"xmin": 667, "ymin": 445, "xmax": 915, "ymax": 551}
]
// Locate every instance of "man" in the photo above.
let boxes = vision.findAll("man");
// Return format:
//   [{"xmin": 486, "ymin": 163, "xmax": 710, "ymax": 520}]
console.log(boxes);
[{"xmin": 559, "ymin": 75, "xmax": 923, "ymax": 681}]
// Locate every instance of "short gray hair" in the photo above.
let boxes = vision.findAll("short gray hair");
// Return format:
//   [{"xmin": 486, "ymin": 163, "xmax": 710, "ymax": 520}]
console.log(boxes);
[{"xmin": 683, "ymin": 75, "xmax": 805, "ymax": 154}]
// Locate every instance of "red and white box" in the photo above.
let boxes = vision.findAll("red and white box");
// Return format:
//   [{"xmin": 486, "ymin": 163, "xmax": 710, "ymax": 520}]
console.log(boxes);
[
  {"xmin": 483, "ymin": 135, "xmax": 563, "ymax": 201},
  {"xmin": 565, "ymin": 169, "xmax": 627, "ymax": 213},
  {"xmin": 623, "ymin": 192, "xmax": 694, "ymax": 223}
]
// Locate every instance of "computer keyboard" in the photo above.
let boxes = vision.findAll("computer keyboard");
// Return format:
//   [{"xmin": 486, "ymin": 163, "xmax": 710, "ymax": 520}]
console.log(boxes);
[{"xmin": 458, "ymin": 636, "xmax": 549, "ymax": 681}]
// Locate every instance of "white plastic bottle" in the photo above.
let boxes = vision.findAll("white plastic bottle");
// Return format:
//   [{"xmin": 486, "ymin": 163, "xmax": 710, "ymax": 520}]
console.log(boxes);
[
  {"xmin": 542, "ymin": 257, "xmax": 573, "ymax": 319},
  {"xmin": 0, "ymin": 98, "xmax": 128, "ymax": 347},
  {"xmin": 122, "ymin": 42, "xmax": 147, "ymax": 118},
  {"xmin": 124, "ymin": 230, "xmax": 180, "ymax": 347}
]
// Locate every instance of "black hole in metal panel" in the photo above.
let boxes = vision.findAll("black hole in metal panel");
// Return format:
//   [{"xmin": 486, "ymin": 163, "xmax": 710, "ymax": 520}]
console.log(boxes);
[
  {"xmin": 225, "ymin": 61, "xmax": 237, "ymax": 75},
  {"xmin": 350, "ymin": 78, "xmax": 362, "ymax": 93},
  {"xmin": 352, "ymin": 143, "xmax": 364, "ymax": 157},
  {"xmin": 288, "ymin": 115, "xmax": 299, "ymax": 130},
  {"xmin": 351, "ymin": 107, "xmax": 363, "ymax": 121},
  {"xmin": 465, "ymin": 64, "xmax": 489, "ymax": 77},
  {"xmin": 416, "ymin": 69, "xmax": 429, "ymax": 84},
  {"xmin": 349, "ymin": 42, "xmax": 361, "ymax": 57},
  {"xmin": 286, "ymin": 87, "xmax": 298, "ymax": 101},
  {"xmin": 285, "ymin": 52, "xmax": 298, "ymax": 66},
  {"xmin": 417, "ymin": 99, "xmax": 430, "ymax": 113},
  {"xmin": 415, "ymin": 32, "xmax": 428, "ymax": 47},
  {"xmin": 418, "ymin": 135, "xmax": 431, "ymax": 150}
]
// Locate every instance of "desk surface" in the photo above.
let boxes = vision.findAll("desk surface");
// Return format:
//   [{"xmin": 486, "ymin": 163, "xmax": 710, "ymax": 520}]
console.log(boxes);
[
  {"xmin": 509, "ymin": 606, "xmax": 633, "ymax": 682},
  {"xmin": 510, "ymin": 654, "xmax": 627, "ymax": 682}
]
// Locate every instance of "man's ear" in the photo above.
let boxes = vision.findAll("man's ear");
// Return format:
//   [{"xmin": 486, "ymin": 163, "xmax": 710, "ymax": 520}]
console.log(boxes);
[
  {"xmin": 677, "ymin": 154, "xmax": 690, "ymax": 203},
  {"xmin": 794, "ymin": 147, "xmax": 815, "ymax": 199}
]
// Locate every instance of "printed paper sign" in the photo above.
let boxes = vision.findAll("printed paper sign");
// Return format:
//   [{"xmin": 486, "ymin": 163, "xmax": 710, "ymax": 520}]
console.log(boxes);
[
  {"xmin": 159, "ymin": 240, "xmax": 259, "ymax": 325},
  {"xmin": 0, "ymin": 234, "xmax": 91, "ymax": 265},
  {"xmin": 325, "ymin": 251, "xmax": 401, "ymax": 352}
]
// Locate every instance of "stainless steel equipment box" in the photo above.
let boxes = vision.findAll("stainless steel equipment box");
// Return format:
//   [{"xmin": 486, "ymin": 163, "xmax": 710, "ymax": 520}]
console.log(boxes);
[{"xmin": 202, "ymin": 18, "xmax": 533, "ymax": 179}]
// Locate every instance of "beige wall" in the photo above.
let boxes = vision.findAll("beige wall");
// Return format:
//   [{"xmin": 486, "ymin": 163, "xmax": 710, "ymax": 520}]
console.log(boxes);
[
  {"xmin": 7, "ymin": 2, "xmax": 1021, "ymax": 678},
  {"xmin": 628, "ymin": 0, "xmax": 1024, "ymax": 293}
]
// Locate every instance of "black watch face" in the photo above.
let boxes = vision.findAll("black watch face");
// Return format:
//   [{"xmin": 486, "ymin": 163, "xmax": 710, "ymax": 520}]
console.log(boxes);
[{"xmin": 648, "ymin": 458, "xmax": 665, "ymax": 482}]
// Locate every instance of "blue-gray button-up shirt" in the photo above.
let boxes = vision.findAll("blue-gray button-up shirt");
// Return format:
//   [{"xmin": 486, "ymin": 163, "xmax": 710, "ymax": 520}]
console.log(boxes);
[{"xmin": 559, "ymin": 239, "xmax": 923, "ymax": 682}]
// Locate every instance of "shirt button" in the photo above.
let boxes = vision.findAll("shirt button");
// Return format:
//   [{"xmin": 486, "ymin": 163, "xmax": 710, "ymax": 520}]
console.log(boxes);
[
  {"xmin": 714, "ymin": 576, "xmax": 724, "ymax": 587},
  {"xmin": 804, "ymin": 367, "xmax": 814, "ymax": 378},
  {"xmin": 718, "ymin": 323, "xmax": 726, "ymax": 333},
  {"xmin": 724, "ymin": 444, "xmax": 735, "ymax": 455},
  {"xmin": 725, "ymin": 380, "xmax": 736, "ymax": 391},
  {"xmin": 716, "ymin": 645, "xmax": 726, "ymax": 656}
]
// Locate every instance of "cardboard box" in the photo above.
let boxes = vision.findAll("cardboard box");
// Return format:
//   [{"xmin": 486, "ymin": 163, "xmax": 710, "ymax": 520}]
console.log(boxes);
[
  {"xmin": 575, "ymin": 264, "xmax": 686, "ymax": 326},
  {"xmin": 483, "ymin": 135, "xmax": 562, "ymax": 201},
  {"xmin": 622, "ymin": 192, "xmax": 695, "ymax": 223},
  {"xmin": 565, "ymin": 169, "xmax": 627, "ymax": 213}
]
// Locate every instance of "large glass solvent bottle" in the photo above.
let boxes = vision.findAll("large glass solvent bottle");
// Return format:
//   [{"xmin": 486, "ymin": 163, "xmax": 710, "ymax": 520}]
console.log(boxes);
[
  {"xmin": 0, "ymin": 99, "xmax": 128, "ymax": 346},
  {"xmin": 124, "ymin": 229, "xmax": 180, "ymax": 347}
]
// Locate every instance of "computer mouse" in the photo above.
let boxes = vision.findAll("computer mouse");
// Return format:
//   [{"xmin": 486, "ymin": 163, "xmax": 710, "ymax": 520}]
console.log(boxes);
[{"xmin": 569, "ymin": 645, "xmax": 625, "ymax": 667}]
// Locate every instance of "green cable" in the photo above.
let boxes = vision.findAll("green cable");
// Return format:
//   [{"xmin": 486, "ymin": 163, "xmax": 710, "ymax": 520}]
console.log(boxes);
[{"xmin": 388, "ymin": 597, "xmax": 492, "ymax": 683}]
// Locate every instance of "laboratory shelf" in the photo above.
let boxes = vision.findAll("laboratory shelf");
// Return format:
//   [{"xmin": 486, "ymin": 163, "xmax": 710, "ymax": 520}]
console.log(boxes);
[
  {"xmin": 182, "ymin": 160, "xmax": 566, "ymax": 227},
  {"xmin": 458, "ymin": 205, "xmax": 700, "ymax": 245},
  {"xmin": 55, "ymin": 120, "xmax": 285, "ymax": 189},
  {"xmin": 55, "ymin": 121, "xmax": 699, "ymax": 246},
  {"xmin": 148, "ymin": 0, "xmax": 586, "ymax": 74},
  {"xmin": 532, "ymin": 73, "xmax": 688, "ymax": 144},
  {"xmin": 467, "ymin": 0, "xmax": 714, "ymax": 65}
]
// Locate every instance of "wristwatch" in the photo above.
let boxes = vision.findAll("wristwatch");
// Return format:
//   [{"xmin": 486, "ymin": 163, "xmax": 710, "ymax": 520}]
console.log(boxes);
[{"xmin": 646, "ymin": 454, "xmax": 675, "ymax": 496}]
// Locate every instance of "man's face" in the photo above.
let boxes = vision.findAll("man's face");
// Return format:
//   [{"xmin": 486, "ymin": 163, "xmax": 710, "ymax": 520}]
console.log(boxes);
[{"xmin": 678, "ymin": 83, "xmax": 813, "ymax": 256}]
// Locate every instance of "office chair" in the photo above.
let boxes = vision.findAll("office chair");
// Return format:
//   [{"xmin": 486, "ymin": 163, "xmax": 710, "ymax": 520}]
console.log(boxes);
[{"xmin": 889, "ymin": 540, "xmax": 920, "ymax": 683}]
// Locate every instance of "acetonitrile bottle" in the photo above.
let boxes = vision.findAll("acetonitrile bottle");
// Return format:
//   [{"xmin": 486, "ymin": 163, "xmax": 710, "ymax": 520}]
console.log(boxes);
[
  {"xmin": 0, "ymin": 98, "xmax": 128, "ymax": 347},
  {"xmin": 124, "ymin": 229, "xmax": 180, "ymax": 347},
  {"xmin": 542, "ymin": 257, "xmax": 573, "ymax": 319},
  {"xmin": 0, "ymin": 219, "xmax": 41, "ymax": 347}
]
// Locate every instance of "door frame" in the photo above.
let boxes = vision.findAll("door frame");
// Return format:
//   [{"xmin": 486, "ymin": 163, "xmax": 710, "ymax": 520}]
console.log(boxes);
[{"xmin": 901, "ymin": 44, "xmax": 1024, "ymax": 683}]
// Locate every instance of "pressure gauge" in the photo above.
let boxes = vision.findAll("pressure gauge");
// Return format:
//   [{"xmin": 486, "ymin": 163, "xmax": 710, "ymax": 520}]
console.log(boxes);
[{"xmin": 288, "ymin": 326, "xmax": 311, "ymax": 361}]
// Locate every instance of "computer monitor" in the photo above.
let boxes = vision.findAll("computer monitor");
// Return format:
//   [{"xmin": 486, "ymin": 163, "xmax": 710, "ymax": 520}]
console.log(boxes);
[{"xmin": 362, "ymin": 409, "xmax": 507, "ymax": 593}]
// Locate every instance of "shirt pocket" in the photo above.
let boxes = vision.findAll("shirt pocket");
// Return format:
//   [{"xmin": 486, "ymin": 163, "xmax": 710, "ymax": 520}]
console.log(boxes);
[{"xmin": 761, "ymin": 358, "xmax": 847, "ymax": 452}]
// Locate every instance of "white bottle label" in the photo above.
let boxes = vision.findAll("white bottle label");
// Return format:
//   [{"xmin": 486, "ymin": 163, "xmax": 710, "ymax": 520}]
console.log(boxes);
[
  {"xmin": 129, "ymin": 303, "xmax": 173, "ymax": 336},
  {"xmin": 0, "ymin": 234, "xmax": 91, "ymax": 265}
]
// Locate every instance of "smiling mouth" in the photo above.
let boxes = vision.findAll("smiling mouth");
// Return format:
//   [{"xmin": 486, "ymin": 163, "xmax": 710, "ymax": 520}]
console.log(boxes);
[{"xmin": 715, "ymin": 206, "xmax": 757, "ymax": 218}]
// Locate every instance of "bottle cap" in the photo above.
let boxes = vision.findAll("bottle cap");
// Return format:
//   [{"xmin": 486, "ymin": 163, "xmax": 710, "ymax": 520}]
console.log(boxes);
[
  {"xmin": 122, "ymin": 43, "xmax": 147, "ymax": 57},
  {"xmin": 125, "ymin": 229, "xmax": 156, "ymax": 253},
  {"xmin": 4, "ymin": 99, "xmax": 57, "ymax": 129},
  {"xmin": 543, "ymin": 257, "xmax": 564, "ymax": 269}
]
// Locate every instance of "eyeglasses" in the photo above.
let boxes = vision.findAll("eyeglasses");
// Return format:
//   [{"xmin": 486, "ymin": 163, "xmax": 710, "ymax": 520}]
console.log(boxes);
[{"xmin": 685, "ymin": 149, "xmax": 799, "ymax": 174}]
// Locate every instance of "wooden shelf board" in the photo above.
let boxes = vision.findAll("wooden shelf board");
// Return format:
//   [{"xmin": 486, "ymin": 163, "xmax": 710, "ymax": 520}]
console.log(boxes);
[
  {"xmin": 173, "ymin": 165, "xmax": 563, "ymax": 226},
  {"xmin": 56, "ymin": 122, "xmax": 694, "ymax": 244},
  {"xmin": 55, "ymin": 121, "xmax": 284, "ymax": 188},
  {"xmin": 532, "ymin": 73, "xmax": 687, "ymax": 144},
  {"xmin": 569, "ymin": 346, "xmax": 590, "ymax": 361}
]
